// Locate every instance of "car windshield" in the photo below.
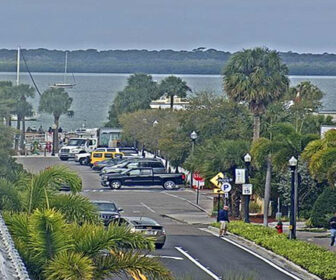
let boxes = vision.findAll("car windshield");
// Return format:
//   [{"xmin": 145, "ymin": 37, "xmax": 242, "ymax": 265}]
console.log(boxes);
[
  {"xmin": 68, "ymin": 139, "xmax": 86, "ymax": 146},
  {"xmin": 94, "ymin": 202, "xmax": 117, "ymax": 212}
]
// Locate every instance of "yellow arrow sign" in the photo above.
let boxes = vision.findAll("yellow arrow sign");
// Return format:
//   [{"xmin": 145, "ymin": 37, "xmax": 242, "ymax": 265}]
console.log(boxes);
[
  {"xmin": 210, "ymin": 172, "xmax": 224, "ymax": 188},
  {"xmin": 213, "ymin": 189, "xmax": 224, "ymax": 194}
]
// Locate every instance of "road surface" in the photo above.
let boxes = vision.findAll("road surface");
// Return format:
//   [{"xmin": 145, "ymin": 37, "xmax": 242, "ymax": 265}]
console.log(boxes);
[{"xmin": 17, "ymin": 157, "xmax": 301, "ymax": 280}]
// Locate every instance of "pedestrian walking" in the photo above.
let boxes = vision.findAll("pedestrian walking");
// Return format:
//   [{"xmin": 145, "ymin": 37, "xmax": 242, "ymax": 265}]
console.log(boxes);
[
  {"xmin": 218, "ymin": 205, "xmax": 230, "ymax": 237},
  {"xmin": 329, "ymin": 212, "xmax": 336, "ymax": 246}
]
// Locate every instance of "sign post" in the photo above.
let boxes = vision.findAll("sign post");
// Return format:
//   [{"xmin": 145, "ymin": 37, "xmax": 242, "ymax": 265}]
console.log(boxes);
[
  {"xmin": 212, "ymin": 175, "xmax": 232, "ymax": 222},
  {"xmin": 193, "ymin": 172, "xmax": 204, "ymax": 205}
]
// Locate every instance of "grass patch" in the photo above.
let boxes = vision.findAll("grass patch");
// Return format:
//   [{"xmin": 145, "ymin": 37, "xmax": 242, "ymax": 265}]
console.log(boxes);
[{"xmin": 212, "ymin": 221, "xmax": 336, "ymax": 280}]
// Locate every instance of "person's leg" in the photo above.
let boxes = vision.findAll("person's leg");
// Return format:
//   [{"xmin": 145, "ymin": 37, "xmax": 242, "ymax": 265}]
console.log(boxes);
[
  {"xmin": 223, "ymin": 221, "xmax": 228, "ymax": 235},
  {"xmin": 331, "ymin": 229, "xmax": 336, "ymax": 246},
  {"xmin": 219, "ymin": 221, "xmax": 224, "ymax": 236}
]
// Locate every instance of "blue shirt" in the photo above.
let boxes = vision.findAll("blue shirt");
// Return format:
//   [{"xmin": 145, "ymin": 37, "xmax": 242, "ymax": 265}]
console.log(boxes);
[{"xmin": 218, "ymin": 209, "xmax": 229, "ymax": 222}]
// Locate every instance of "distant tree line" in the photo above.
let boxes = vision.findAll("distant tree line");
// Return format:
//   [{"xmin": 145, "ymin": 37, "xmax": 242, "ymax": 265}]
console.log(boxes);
[{"xmin": 2, "ymin": 48, "xmax": 336, "ymax": 75}]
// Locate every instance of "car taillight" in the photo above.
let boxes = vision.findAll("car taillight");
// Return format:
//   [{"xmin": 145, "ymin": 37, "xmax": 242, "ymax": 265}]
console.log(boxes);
[{"xmin": 182, "ymin": 174, "xmax": 186, "ymax": 180}]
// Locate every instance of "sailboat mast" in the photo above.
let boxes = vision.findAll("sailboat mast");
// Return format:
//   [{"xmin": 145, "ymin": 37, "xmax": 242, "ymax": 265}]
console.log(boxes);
[
  {"xmin": 64, "ymin": 51, "xmax": 68, "ymax": 84},
  {"xmin": 16, "ymin": 47, "xmax": 20, "ymax": 85}
]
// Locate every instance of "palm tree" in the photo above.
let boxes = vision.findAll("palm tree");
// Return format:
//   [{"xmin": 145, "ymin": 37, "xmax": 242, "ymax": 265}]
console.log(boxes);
[
  {"xmin": 39, "ymin": 88, "xmax": 73, "ymax": 152},
  {"xmin": 16, "ymin": 165, "xmax": 82, "ymax": 214},
  {"xmin": 0, "ymin": 81, "xmax": 15, "ymax": 126},
  {"xmin": 224, "ymin": 47, "xmax": 289, "ymax": 141},
  {"xmin": 10, "ymin": 84, "xmax": 35, "ymax": 150},
  {"xmin": 4, "ymin": 209, "xmax": 172, "ymax": 280},
  {"xmin": 184, "ymin": 139, "xmax": 249, "ymax": 217},
  {"xmin": 251, "ymin": 123, "xmax": 317, "ymax": 226},
  {"xmin": 159, "ymin": 76, "xmax": 191, "ymax": 110},
  {"xmin": 302, "ymin": 129, "xmax": 336, "ymax": 186},
  {"xmin": 287, "ymin": 81, "xmax": 324, "ymax": 133}
]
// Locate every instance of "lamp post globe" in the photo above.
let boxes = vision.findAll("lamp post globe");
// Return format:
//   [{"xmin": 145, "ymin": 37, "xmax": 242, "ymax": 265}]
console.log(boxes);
[
  {"xmin": 190, "ymin": 131, "xmax": 198, "ymax": 141},
  {"xmin": 244, "ymin": 153, "xmax": 252, "ymax": 163},
  {"xmin": 289, "ymin": 156, "xmax": 298, "ymax": 167},
  {"xmin": 289, "ymin": 156, "xmax": 297, "ymax": 239}
]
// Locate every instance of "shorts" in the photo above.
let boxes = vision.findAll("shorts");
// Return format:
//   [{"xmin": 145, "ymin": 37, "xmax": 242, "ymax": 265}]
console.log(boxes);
[
  {"xmin": 220, "ymin": 221, "xmax": 228, "ymax": 230},
  {"xmin": 331, "ymin": 229, "xmax": 336, "ymax": 237}
]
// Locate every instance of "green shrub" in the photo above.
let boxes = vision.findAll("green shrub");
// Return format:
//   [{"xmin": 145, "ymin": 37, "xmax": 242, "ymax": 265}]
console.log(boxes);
[
  {"xmin": 249, "ymin": 202, "xmax": 261, "ymax": 213},
  {"xmin": 311, "ymin": 187, "xmax": 336, "ymax": 228},
  {"xmin": 212, "ymin": 221, "xmax": 336, "ymax": 280}
]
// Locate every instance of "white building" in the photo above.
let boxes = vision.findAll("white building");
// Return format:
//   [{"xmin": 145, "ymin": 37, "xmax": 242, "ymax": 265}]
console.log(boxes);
[{"xmin": 150, "ymin": 96, "xmax": 189, "ymax": 110}]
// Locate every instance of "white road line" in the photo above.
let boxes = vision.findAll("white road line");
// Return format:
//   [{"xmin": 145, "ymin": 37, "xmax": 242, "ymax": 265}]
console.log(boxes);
[
  {"xmin": 140, "ymin": 202, "xmax": 156, "ymax": 213},
  {"xmin": 175, "ymin": 247, "xmax": 221, "ymax": 280},
  {"xmin": 200, "ymin": 228, "xmax": 302, "ymax": 280},
  {"xmin": 147, "ymin": 254, "xmax": 184, "ymax": 260}
]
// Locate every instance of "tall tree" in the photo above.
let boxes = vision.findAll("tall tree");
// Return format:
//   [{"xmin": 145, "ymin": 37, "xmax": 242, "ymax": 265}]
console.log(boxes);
[
  {"xmin": 251, "ymin": 123, "xmax": 317, "ymax": 226},
  {"xmin": 106, "ymin": 73, "xmax": 160, "ymax": 127},
  {"xmin": 0, "ymin": 81, "xmax": 14, "ymax": 126},
  {"xmin": 11, "ymin": 84, "xmax": 35, "ymax": 150},
  {"xmin": 302, "ymin": 129, "xmax": 336, "ymax": 186},
  {"xmin": 159, "ymin": 76, "xmax": 191, "ymax": 110},
  {"xmin": 224, "ymin": 47, "xmax": 289, "ymax": 141},
  {"xmin": 39, "ymin": 88, "xmax": 73, "ymax": 152},
  {"xmin": 287, "ymin": 81, "xmax": 324, "ymax": 133}
]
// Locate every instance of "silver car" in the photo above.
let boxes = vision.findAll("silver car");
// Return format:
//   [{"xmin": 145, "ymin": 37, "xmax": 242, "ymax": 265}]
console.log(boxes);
[{"xmin": 116, "ymin": 217, "xmax": 166, "ymax": 249}]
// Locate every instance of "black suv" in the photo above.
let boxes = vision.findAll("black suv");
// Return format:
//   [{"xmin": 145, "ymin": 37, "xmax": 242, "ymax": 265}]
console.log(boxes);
[
  {"xmin": 101, "ymin": 158, "xmax": 165, "ymax": 174},
  {"xmin": 91, "ymin": 200, "xmax": 123, "ymax": 226}
]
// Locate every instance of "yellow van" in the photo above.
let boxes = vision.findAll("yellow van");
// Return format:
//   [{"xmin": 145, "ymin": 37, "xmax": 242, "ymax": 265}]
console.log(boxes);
[{"xmin": 90, "ymin": 151, "xmax": 124, "ymax": 165}]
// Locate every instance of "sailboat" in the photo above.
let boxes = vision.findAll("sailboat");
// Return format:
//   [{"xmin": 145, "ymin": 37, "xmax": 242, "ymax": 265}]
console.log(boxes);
[{"xmin": 50, "ymin": 51, "xmax": 76, "ymax": 88}]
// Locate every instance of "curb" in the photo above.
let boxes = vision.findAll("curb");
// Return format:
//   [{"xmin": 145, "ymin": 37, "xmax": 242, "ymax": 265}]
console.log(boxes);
[{"xmin": 207, "ymin": 226, "xmax": 321, "ymax": 280}]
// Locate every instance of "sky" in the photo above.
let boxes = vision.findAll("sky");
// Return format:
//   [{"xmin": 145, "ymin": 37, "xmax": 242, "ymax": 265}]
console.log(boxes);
[{"xmin": 0, "ymin": 0, "xmax": 335, "ymax": 54}]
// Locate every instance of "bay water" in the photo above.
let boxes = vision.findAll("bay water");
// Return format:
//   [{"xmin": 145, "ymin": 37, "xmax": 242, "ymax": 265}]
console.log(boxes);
[{"xmin": 0, "ymin": 72, "xmax": 335, "ymax": 130}]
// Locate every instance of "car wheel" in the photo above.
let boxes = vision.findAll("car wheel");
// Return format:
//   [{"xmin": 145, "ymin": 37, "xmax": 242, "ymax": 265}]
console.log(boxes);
[
  {"xmin": 60, "ymin": 157, "xmax": 68, "ymax": 161},
  {"xmin": 109, "ymin": 180, "xmax": 122, "ymax": 189},
  {"xmin": 163, "ymin": 180, "xmax": 176, "ymax": 190},
  {"xmin": 155, "ymin": 243, "xmax": 164, "ymax": 249},
  {"xmin": 79, "ymin": 158, "xmax": 85, "ymax": 165}
]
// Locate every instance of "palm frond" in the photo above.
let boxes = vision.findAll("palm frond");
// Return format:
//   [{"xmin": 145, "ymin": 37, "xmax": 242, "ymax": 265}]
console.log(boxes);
[
  {"xmin": 50, "ymin": 194, "xmax": 99, "ymax": 224},
  {"xmin": 93, "ymin": 250, "xmax": 173, "ymax": 280},
  {"xmin": 44, "ymin": 251, "xmax": 94, "ymax": 280}
]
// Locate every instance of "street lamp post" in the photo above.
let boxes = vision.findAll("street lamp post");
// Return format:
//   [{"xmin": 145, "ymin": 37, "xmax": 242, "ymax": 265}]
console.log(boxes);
[
  {"xmin": 289, "ymin": 156, "xmax": 298, "ymax": 239},
  {"xmin": 190, "ymin": 131, "xmax": 198, "ymax": 202},
  {"xmin": 244, "ymin": 153, "xmax": 252, "ymax": 223},
  {"xmin": 51, "ymin": 124, "xmax": 57, "ymax": 156},
  {"xmin": 153, "ymin": 120, "xmax": 159, "ymax": 158}
]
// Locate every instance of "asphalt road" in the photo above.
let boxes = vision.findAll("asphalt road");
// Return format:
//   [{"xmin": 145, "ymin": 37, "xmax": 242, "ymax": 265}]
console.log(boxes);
[{"xmin": 17, "ymin": 157, "xmax": 299, "ymax": 280}]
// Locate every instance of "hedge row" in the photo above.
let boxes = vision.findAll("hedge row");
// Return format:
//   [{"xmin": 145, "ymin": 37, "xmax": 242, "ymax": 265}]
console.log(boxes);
[{"xmin": 212, "ymin": 221, "xmax": 336, "ymax": 280}]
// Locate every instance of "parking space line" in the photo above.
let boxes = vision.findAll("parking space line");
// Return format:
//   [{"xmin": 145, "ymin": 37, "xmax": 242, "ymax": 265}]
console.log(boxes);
[
  {"xmin": 140, "ymin": 202, "xmax": 156, "ymax": 213},
  {"xmin": 147, "ymin": 254, "xmax": 184, "ymax": 260},
  {"xmin": 175, "ymin": 247, "xmax": 221, "ymax": 280}
]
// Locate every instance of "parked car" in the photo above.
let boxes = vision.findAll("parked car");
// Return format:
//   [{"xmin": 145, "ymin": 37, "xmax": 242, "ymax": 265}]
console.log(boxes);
[
  {"xmin": 75, "ymin": 152, "xmax": 91, "ymax": 165},
  {"xmin": 100, "ymin": 167, "xmax": 185, "ymax": 190},
  {"xmin": 92, "ymin": 158, "xmax": 125, "ymax": 171},
  {"xmin": 91, "ymin": 200, "xmax": 123, "ymax": 226},
  {"xmin": 116, "ymin": 217, "xmax": 166, "ymax": 249},
  {"xmin": 101, "ymin": 158, "xmax": 165, "ymax": 175},
  {"xmin": 90, "ymin": 151, "xmax": 124, "ymax": 166}
]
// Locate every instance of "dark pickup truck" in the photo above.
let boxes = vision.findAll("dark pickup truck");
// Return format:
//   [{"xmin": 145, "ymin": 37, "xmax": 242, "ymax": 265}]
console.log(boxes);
[{"xmin": 100, "ymin": 167, "xmax": 185, "ymax": 190}]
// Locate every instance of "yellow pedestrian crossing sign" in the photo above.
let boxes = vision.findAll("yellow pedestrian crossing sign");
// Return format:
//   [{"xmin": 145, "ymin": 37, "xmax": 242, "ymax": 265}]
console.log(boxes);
[{"xmin": 210, "ymin": 172, "xmax": 224, "ymax": 188}]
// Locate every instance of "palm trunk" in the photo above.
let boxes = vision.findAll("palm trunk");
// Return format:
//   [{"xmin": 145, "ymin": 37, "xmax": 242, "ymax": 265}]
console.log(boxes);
[
  {"xmin": 263, "ymin": 154, "xmax": 272, "ymax": 226},
  {"xmin": 20, "ymin": 116, "xmax": 26, "ymax": 151},
  {"xmin": 15, "ymin": 115, "xmax": 21, "ymax": 151},
  {"xmin": 54, "ymin": 116, "xmax": 60, "ymax": 153},
  {"xmin": 170, "ymin": 95, "xmax": 174, "ymax": 110},
  {"xmin": 253, "ymin": 115, "xmax": 260, "ymax": 141}
]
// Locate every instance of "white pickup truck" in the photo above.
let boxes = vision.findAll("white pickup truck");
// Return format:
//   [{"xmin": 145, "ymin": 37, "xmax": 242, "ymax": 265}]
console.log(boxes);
[{"xmin": 59, "ymin": 138, "xmax": 97, "ymax": 161}]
